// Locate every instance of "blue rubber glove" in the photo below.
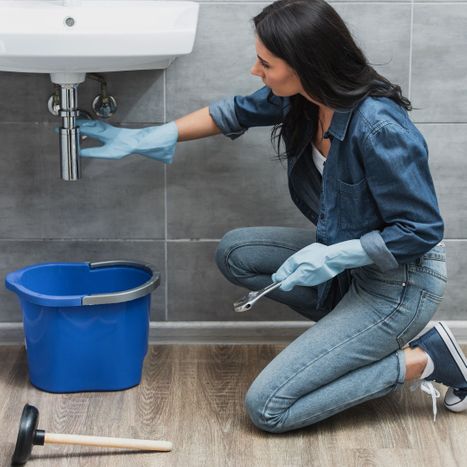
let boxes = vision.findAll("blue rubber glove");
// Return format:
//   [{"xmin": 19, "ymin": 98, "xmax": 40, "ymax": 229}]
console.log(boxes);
[
  {"xmin": 76, "ymin": 119, "xmax": 179, "ymax": 163},
  {"xmin": 271, "ymin": 239, "xmax": 373, "ymax": 291}
]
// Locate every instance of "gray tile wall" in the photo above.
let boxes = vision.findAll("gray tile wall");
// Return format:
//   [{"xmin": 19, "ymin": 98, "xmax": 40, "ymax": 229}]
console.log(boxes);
[{"xmin": 0, "ymin": 1, "xmax": 465, "ymax": 324}]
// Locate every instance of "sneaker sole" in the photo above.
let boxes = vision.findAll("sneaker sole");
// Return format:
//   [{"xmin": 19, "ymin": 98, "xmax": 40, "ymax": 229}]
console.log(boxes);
[
  {"xmin": 444, "ymin": 387, "xmax": 467, "ymax": 412},
  {"xmin": 435, "ymin": 321, "xmax": 467, "ymax": 381}
]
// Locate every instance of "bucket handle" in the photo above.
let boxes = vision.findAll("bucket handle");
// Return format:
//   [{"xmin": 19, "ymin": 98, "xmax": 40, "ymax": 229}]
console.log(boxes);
[{"xmin": 82, "ymin": 260, "xmax": 160, "ymax": 306}]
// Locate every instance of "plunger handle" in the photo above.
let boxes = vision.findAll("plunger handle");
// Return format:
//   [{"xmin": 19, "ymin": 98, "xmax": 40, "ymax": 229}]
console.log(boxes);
[{"xmin": 43, "ymin": 432, "xmax": 172, "ymax": 452}]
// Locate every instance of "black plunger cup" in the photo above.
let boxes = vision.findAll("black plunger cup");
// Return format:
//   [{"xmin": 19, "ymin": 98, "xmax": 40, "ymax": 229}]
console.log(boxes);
[{"xmin": 11, "ymin": 404, "xmax": 45, "ymax": 465}]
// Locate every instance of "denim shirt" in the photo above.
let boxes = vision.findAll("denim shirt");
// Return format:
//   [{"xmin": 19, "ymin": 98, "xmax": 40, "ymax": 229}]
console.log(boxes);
[{"xmin": 209, "ymin": 86, "xmax": 444, "ymax": 311}]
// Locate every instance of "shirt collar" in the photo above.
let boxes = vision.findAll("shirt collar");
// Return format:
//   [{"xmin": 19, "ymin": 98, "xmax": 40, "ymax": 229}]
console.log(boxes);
[{"xmin": 323, "ymin": 108, "xmax": 354, "ymax": 142}]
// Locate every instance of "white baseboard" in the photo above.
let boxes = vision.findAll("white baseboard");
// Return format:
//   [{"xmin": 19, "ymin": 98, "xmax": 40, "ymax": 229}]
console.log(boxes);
[{"xmin": 1, "ymin": 320, "xmax": 467, "ymax": 345}]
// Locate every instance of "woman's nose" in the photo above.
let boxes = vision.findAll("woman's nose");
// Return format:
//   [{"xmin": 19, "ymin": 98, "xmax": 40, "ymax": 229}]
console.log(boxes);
[{"xmin": 251, "ymin": 62, "xmax": 263, "ymax": 77}]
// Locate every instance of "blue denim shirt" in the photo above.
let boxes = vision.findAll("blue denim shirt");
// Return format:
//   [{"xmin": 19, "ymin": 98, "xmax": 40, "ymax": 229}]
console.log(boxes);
[{"xmin": 209, "ymin": 86, "xmax": 444, "ymax": 311}]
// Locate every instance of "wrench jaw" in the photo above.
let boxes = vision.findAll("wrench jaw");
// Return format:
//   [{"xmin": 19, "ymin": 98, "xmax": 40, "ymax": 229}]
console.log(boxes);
[
  {"xmin": 233, "ymin": 290, "xmax": 258, "ymax": 313},
  {"xmin": 232, "ymin": 281, "xmax": 283, "ymax": 313},
  {"xmin": 233, "ymin": 302, "xmax": 252, "ymax": 313}
]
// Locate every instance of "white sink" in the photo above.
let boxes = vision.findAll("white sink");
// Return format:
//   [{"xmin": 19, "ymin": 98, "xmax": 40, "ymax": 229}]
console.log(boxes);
[{"xmin": 0, "ymin": 0, "xmax": 199, "ymax": 84}]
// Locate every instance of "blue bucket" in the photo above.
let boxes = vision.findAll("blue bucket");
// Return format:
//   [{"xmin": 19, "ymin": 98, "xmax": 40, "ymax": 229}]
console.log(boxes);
[{"xmin": 5, "ymin": 260, "xmax": 160, "ymax": 393}]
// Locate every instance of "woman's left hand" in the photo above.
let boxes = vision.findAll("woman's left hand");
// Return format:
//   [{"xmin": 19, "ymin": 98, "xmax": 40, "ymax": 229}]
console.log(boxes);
[{"xmin": 271, "ymin": 240, "xmax": 373, "ymax": 291}]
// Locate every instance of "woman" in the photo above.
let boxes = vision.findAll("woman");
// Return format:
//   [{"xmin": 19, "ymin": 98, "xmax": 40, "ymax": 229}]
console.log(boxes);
[{"xmin": 77, "ymin": 0, "xmax": 467, "ymax": 432}]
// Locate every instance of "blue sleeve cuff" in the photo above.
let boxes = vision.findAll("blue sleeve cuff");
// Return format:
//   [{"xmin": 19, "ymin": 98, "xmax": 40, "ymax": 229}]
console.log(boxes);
[
  {"xmin": 360, "ymin": 230, "xmax": 399, "ymax": 272},
  {"xmin": 208, "ymin": 97, "xmax": 248, "ymax": 140}
]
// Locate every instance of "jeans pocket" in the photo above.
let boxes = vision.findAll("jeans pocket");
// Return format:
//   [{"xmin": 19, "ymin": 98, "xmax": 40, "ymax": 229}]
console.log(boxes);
[
  {"xmin": 414, "ymin": 242, "xmax": 448, "ymax": 281},
  {"xmin": 396, "ymin": 289, "xmax": 443, "ymax": 348},
  {"xmin": 416, "ymin": 258, "xmax": 448, "ymax": 283}
]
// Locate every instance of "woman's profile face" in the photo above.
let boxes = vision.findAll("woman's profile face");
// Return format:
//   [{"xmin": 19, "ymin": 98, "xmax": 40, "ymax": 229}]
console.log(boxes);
[
  {"xmin": 251, "ymin": 36, "xmax": 303, "ymax": 97},
  {"xmin": 251, "ymin": 36, "xmax": 322, "ymax": 107}
]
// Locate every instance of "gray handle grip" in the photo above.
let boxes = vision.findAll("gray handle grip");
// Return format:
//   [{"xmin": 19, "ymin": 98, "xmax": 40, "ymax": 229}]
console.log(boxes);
[{"xmin": 82, "ymin": 260, "xmax": 160, "ymax": 305}]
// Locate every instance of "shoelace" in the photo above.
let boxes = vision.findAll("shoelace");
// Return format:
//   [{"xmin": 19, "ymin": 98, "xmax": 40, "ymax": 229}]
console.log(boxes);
[{"xmin": 410, "ymin": 380, "xmax": 440, "ymax": 422}]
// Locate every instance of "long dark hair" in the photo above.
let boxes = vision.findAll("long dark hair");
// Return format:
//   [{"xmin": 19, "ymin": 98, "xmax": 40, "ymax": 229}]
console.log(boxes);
[{"xmin": 253, "ymin": 0, "xmax": 412, "ymax": 160}]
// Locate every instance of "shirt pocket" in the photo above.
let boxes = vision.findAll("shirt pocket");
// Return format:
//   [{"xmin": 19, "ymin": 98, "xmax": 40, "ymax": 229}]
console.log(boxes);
[{"xmin": 337, "ymin": 177, "xmax": 374, "ymax": 231}]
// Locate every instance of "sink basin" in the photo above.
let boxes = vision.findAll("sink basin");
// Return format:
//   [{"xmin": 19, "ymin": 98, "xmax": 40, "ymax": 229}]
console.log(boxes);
[{"xmin": 0, "ymin": 0, "xmax": 199, "ymax": 84}]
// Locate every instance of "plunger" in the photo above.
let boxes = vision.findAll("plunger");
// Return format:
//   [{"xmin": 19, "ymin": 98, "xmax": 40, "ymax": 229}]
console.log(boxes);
[{"xmin": 12, "ymin": 404, "xmax": 172, "ymax": 465}]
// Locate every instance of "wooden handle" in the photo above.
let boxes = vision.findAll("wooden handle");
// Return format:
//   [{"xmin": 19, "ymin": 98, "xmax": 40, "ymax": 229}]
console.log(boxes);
[{"xmin": 44, "ymin": 432, "xmax": 172, "ymax": 452}]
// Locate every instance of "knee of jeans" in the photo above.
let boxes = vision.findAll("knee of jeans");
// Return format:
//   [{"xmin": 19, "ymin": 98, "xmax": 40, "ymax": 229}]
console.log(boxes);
[
  {"xmin": 244, "ymin": 384, "xmax": 288, "ymax": 434},
  {"xmin": 214, "ymin": 228, "xmax": 247, "ymax": 278}
]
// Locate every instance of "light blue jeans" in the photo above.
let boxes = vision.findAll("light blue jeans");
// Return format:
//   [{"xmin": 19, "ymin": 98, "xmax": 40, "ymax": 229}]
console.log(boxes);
[{"xmin": 215, "ymin": 227, "xmax": 448, "ymax": 433}]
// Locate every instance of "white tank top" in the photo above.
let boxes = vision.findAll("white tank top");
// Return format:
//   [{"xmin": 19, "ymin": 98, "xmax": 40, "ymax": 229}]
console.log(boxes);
[{"xmin": 311, "ymin": 143, "xmax": 327, "ymax": 175}]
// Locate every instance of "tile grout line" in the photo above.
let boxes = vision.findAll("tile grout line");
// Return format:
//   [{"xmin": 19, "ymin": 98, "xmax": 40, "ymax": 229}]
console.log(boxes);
[
  {"xmin": 9, "ymin": 121, "xmax": 467, "ymax": 125},
  {"xmin": 163, "ymin": 69, "xmax": 169, "ymax": 321},
  {"xmin": 0, "ymin": 238, "xmax": 223, "ymax": 242},
  {"xmin": 193, "ymin": 1, "xmax": 467, "ymax": 4},
  {"xmin": 0, "ymin": 238, "xmax": 466, "ymax": 242},
  {"xmin": 408, "ymin": 0, "xmax": 414, "ymax": 100}
]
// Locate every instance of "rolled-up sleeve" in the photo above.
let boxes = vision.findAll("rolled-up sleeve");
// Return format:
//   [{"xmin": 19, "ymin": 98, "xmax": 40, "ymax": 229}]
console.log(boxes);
[
  {"xmin": 359, "ymin": 122, "xmax": 444, "ymax": 271},
  {"xmin": 208, "ymin": 86, "xmax": 288, "ymax": 140}
]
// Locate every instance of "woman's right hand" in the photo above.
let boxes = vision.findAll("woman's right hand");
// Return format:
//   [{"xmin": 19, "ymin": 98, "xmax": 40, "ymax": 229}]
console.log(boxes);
[{"xmin": 77, "ymin": 119, "xmax": 179, "ymax": 163}]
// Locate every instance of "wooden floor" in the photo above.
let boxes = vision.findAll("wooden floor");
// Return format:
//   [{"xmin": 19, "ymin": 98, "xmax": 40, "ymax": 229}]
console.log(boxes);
[{"xmin": 1, "ymin": 344, "xmax": 466, "ymax": 467}]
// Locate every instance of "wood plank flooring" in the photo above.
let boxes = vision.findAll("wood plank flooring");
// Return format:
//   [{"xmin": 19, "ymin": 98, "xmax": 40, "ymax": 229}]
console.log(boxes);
[{"xmin": 0, "ymin": 345, "xmax": 466, "ymax": 467}]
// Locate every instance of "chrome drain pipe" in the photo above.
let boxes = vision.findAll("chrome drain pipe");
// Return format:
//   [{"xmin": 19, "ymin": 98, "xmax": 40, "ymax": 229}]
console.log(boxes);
[{"xmin": 58, "ymin": 84, "xmax": 80, "ymax": 181}]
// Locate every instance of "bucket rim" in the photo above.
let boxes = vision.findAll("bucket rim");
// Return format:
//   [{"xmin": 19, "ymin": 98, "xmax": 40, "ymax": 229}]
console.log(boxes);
[{"xmin": 5, "ymin": 260, "xmax": 160, "ymax": 307}]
